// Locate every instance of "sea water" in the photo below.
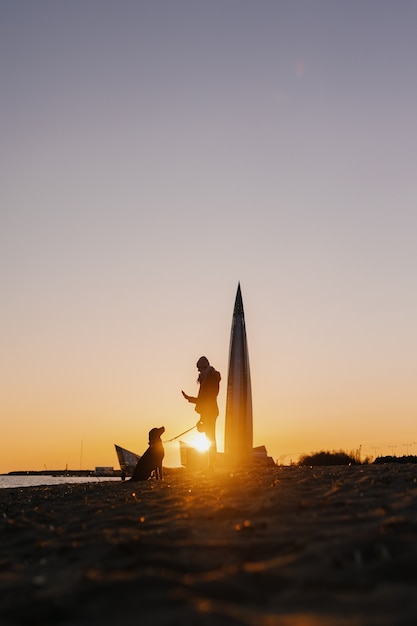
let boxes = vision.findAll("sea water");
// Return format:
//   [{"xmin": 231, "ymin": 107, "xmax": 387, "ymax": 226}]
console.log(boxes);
[{"xmin": 0, "ymin": 475, "xmax": 121, "ymax": 489}]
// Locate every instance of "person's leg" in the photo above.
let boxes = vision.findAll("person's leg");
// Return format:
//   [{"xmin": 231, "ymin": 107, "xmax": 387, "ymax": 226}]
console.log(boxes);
[{"xmin": 204, "ymin": 416, "xmax": 217, "ymax": 469}]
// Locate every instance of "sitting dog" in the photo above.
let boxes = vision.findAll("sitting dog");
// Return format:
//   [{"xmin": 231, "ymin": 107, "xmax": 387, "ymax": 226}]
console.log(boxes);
[{"xmin": 130, "ymin": 426, "xmax": 165, "ymax": 481}]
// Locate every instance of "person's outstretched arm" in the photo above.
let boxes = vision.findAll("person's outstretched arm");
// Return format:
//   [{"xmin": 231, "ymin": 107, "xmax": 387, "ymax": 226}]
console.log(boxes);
[{"xmin": 182, "ymin": 390, "xmax": 197, "ymax": 403}]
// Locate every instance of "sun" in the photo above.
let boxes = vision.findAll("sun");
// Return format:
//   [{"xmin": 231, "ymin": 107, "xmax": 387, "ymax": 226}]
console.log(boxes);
[{"xmin": 191, "ymin": 433, "xmax": 211, "ymax": 453}]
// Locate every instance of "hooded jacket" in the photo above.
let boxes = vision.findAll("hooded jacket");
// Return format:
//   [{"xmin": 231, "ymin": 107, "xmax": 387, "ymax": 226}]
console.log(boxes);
[{"xmin": 193, "ymin": 366, "xmax": 221, "ymax": 418}]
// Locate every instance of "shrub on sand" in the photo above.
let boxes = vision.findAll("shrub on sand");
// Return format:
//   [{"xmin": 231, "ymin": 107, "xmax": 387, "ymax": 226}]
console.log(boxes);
[{"xmin": 298, "ymin": 450, "xmax": 359, "ymax": 467}]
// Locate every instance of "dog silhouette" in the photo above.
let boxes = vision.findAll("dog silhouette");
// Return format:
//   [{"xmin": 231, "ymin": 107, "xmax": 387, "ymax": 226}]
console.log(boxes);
[{"xmin": 130, "ymin": 427, "xmax": 165, "ymax": 481}]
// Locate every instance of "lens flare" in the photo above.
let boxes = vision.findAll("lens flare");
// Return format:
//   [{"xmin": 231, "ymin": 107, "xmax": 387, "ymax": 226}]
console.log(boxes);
[{"xmin": 191, "ymin": 434, "xmax": 211, "ymax": 453}]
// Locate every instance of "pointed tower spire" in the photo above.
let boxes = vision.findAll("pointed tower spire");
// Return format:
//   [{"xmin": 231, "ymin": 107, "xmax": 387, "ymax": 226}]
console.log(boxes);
[{"xmin": 224, "ymin": 283, "xmax": 253, "ymax": 466}]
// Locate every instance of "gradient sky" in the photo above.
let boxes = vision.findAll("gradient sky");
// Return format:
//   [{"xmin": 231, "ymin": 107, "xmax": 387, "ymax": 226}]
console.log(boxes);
[{"xmin": 2, "ymin": 0, "xmax": 417, "ymax": 473}]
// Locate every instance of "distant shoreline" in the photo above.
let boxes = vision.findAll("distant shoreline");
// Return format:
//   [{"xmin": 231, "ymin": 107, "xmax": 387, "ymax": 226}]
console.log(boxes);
[{"xmin": 3, "ymin": 468, "xmax": 122, "ymax": 478}]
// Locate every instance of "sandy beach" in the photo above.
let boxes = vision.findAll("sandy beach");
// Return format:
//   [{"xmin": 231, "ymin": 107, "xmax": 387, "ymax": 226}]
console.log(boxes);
[{"xmin": 2, "ymin": 464, "xmax": 417, "ymax": 625}]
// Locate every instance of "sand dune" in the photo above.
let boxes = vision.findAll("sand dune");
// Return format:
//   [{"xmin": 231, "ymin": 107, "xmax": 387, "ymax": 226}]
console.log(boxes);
[{"xmin": 1, "ymin": 464, "xmax": 417, "ymax": 625}]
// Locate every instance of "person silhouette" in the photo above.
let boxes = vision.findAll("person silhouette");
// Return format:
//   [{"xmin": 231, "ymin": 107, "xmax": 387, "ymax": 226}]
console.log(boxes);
[{"xmin": 182, "ymin": 356, "xmax": 221, "ymax": 471}]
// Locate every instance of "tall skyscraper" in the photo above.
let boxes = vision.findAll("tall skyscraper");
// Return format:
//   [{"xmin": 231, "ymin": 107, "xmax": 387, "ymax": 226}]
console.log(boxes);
[{"xmin": 224, "ymin": 284, "xmax": 253, "ymax": 466}]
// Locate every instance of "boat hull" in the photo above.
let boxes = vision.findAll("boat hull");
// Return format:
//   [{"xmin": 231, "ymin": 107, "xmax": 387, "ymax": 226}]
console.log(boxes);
[
  {"xmin": 179, "ymin": 441, "xmax": 209, "ymax": 471},
  {"xmin": 114, "ymin": 444, "xmax": 141, "ymax": 477}
]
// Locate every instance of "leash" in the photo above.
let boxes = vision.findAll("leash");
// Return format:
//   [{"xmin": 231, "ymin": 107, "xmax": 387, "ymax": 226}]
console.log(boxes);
[{"xmin": 163, "ymin": 424, "xmax": 197, "ymax": 443}]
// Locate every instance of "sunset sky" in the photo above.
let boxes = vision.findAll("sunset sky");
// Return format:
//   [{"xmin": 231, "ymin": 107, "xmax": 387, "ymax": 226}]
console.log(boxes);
[{"xmin": 2, "ymin": 1, "xmax": 417, "ymax": 473}]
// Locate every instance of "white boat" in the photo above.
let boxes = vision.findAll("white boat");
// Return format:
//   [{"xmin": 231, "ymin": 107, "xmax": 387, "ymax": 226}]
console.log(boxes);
[
  {"xmin": 179, "ymin": 441, "xmax": 274, "ymax": 469},
  {"xmin": 179, "ymin": 441, "xmax": 209, "ymax": 470},
  {"xmin": 252, "ymin": 445, "xmax": 275, "ymax": 467},
  {"xmin": 114, "ymin": 444, "xmax": 141, "ymax": 477}
]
